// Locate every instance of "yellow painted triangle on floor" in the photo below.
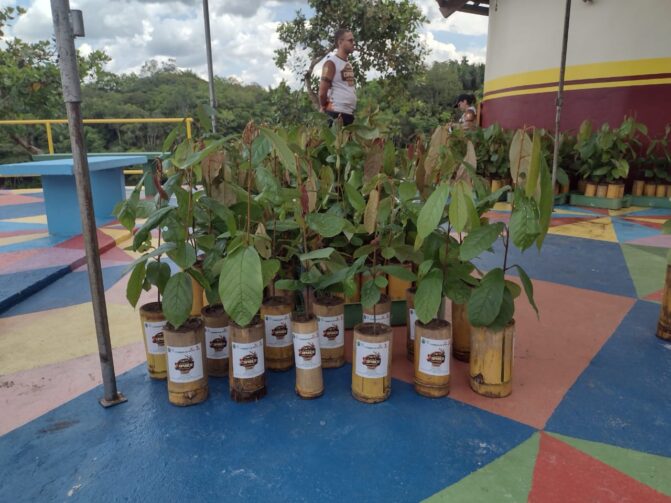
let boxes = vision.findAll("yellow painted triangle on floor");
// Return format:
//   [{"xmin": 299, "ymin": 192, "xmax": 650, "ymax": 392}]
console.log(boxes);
[
  {"xmin": 553, "ymin": 208, "xmax": 598, "ymax": 216},
  {"xmin": 493, "ymin": 202, "xmax": 512, "ymax": 211},
  {"xmin": 549, "ymin": 216, "xmax": 618, "ymax": 242},
  {"xmin": 10, "ymin": 188, "xmax": 43, "ymax": 194},
  {"xmin": 99, "ymin": 226, "xmax": 132, "ymax": 245},
  {"xmin": 0, "ymin": 302, "xmax": 142, "ymax": 375},
  {"xmin": 608, "ymin": 207, "xmax": 644, "ymax": 217},
  {"xmin": 3, "ymin": 215, "xmax": 48, "ymax": 224},
  {"xmin": 0, "ymin": 232, "xmax": 49, "ymax": 247}
]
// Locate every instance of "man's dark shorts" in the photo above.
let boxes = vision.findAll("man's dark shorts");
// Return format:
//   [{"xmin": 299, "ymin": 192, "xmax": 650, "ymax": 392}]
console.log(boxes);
[{"xmin": 326, "ymin": 111, "xmax": 354, "ymax": 126}]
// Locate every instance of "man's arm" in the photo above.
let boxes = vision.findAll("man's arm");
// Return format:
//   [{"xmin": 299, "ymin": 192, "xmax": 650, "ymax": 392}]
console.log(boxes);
[
  {"xmin": 318, "ymin": 60, "xmax": 335, "ymax": 111},
  {"xmin": 461, "ymin": 109, "xmax": 477, "ymax": 130}
]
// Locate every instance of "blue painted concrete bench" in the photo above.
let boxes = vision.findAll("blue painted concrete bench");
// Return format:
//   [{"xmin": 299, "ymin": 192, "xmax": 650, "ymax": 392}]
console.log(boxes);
[{"xmin": 0, "ymin": 155, "xmax": 147, "ymax": 236}]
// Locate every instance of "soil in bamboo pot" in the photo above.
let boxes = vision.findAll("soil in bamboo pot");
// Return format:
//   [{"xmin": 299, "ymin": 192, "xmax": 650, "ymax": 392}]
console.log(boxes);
[
  {"xmin": 201, "ymin": 304, "xmax": 230, "ymax": 377},
  {"xmin": 292, "ymin": 314, "xmax": 323, "ymax": 399},
  {"xmin": 387, "ymin": 264, "xmax": 414, "ymax": 301},
  {"xmin": 164, "ymin": 317, "xmax": 208, "ymax": 406},
  {"xmin": 261, "ymin": 296, "xmax": 294, "ymax": 371},
  {"xmin": 352, "ymin": 323, "xmax": 393, "ymax": 403},
  {"xmin": 139, "ymin": 302, "xmax": 167, "ymax": 379},
  {"xmin": 469, "ymin": 321, "xmax": 514, "ymax": 398},
  {"xmin": 313, "ymin": 295, "xmax": 345, "ymax": 369},
  {"xmin": 657, "ymin": 264, "xmax": 671, "ymax": 341},
  {"xmin": 362, "ymin": 294, "xmax": 391, "ymax": 326},
  {"xmin": 414, "ymin": 319, "xmax": 451, "ymax": 398},
  {"xmin": 229, "ymin": 316, "xmax": 267, "ymax": 402},
  {"xmin": 405, "ymin": 288, "xmax": 417, "ymax": 362},
  {"xmin": 451, "ymin": 301, "xmax": 471, "ymax": 362}
]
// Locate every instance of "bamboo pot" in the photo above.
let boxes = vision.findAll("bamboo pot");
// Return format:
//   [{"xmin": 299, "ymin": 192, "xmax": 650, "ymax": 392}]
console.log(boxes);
[
  {"xmin": 229, "ymin": 317, "xmax": 267, "ymax": 402},
  {"xmin": 632, "ymin": 179, "xmax": 645, "ymax": 196},
  {"xmin": 164, "ymin": 318, "xmax": 208, "ymax": 406},
  {"xmin": 657, "ymin": 264, "xmax": 671, "ymax": 341},
  {"xmin": 387, "ymin": 264, "xmax": 414, "ymax": 301},
  {"xmin": 490, "ymin": 178, "xmax": 504, "ymax": 192},
  {"xmin": 414, "ymin": 319, "xmax": 452, "ymax": 398},
  {"xmin": 595, "ymin": 184, "xmax": 608, "ymax": 198},
  {"xmin": 606, "ymin": 183, "xmax": 623, "ymax": 199},
  {"xmin": 190, "ymin": 264, "xmax": 204, "ymax": 317},
  {"xmin": 201, "ymin": 304, "xmax": 229, "ymax": 377},
  {"xmin": 313, "ymin": 295, "xmax": 345, "ymax": 369},
  {"xmin": 261, "ymin": 297, "xmax": 294, "ymax": 371},
  {"xmin": 451, "ymin": 301, "xmax": 471, "ymax": 362},
  {"xmin": 561, "ymin": 182, "xmax": 570, "ymax": 194},
  {"xmin": 362, "ymin": 294, "xmax": 391, "ymax": 326},
  {"xmin": 584, "ymin": 182, "xmax": 597, "ymax": 197},
  {"xmin": 666, "ymin": 185, "xmax": 671, "ymax": 198},
  {"xmin": 139, "ymin": 302, "xmax": 167, "ymax": 379},
  {"xmin": 406, "ymin": 288, "xmax": 417, "ymax": 361},
  {"xmin": 655, "ymin": 184, "xmax": 667, "ymax": 198},
  {"xmin": 292, "ymin": 314, "xmax": 324, "ymax": 399},
  {"xmin": 644, "ymin": 183, "xmax": 657, "ymax": 197},
  {"xmin": 469, "ymin": 321, "xmax": 514, "ymax": 398},
  {"xmin": 619, "ymin": 184, "xmax": 626, "ymax": 198},
  {"xmin": 351, "ymin": 323, "xmax": 393, "ymax": 403},
  {"xmin": 577, "ymin": 179, "xmax": 588, "ymax": 194}
]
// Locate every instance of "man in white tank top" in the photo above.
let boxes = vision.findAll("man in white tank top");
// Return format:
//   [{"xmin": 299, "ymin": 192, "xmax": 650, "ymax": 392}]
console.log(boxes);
[{"xmin": 319, "ymin": 29, "xmax": 357, "ymax": 126}]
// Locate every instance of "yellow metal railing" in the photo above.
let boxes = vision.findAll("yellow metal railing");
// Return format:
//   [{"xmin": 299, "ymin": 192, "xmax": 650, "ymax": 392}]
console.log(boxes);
[{"xmin": 0, "ymin": 117, "xmax": 193, "ymax": 155}]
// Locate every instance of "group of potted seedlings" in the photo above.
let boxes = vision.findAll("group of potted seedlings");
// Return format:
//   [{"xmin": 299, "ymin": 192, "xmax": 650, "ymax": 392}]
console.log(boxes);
[{"xmin": 115, "ymin": 113, "xmax": 554, "ymax": 407}]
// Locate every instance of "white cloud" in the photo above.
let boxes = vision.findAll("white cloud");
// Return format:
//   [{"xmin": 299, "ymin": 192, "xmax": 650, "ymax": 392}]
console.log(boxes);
[{"xmin": 421, "ymin": 30, "xmax": 486, "ymax": 65}]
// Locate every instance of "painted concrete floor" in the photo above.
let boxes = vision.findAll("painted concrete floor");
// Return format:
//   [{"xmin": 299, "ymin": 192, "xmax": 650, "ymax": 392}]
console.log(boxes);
[{"xmin": 1, "ymin": 189, "xmax": 671, "ymax": 502}]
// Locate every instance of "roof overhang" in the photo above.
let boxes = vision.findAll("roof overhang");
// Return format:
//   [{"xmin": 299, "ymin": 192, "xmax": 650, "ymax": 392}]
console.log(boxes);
[{"xmin": 435, "ymin": 0, "xmax": 490, "ymax": 18}]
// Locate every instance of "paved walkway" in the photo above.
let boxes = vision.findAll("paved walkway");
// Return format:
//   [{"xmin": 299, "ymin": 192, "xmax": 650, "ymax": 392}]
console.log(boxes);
[{"xmin": 1, "ymin": 189, "xmax": 670, "ymax": 502}]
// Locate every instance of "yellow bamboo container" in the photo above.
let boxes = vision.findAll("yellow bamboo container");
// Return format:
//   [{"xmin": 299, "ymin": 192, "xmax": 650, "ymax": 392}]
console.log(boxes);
[
  {"xmin": 655, "ymin": 184, "xmax": 667, "ymax": 198},
  {"xmin": 362, "ymin": 294, "xmax": 391, "ymax": 326},
  {"xmin": 561, "ymin": 182, "xmax": 570, "ymax": 194},
  {"xmin": 606, "ymin": 183, "xmax": 623, "ymax": 199},
  {"xmin": 201, "ymin": 304, "xmax": 229, "ymax": 377},
  {"xmin": 139, "ymin": 302, "xmax": 167, "ymax": 379},
  {"xmin": 387, "ymin": 264, "xmax": 414, "ymax": 301},
  {"xmin": 190, "ymin": 263, "xmax": 204, "ymax": 316},
  {"xmin": 644, "ymin": 183, "xmax": 657, "ymax": 197},
  {"xmin": 657, "ymin": 264, "xmax": 671, "ymax": 341},
  {"xmin": 595, "ymin": 184, "xmax": 608, "ymax": 198},
  {"xmin": 584, "ymin": 182, "xmax": 597, "ymax": 197},
  {"xmin": 313, "ymin": 295, "xmax": 345, "ymax": 368},
  {"xmin": 292, "ymin": 314, "xmax": 324, "ymax": 399},
  {"xmin": 261, "ymin": 297, "xmax": 294, "ymax": 371},
  {"xmin": 632, "ymin": 179, "xmax": 645, "ymax": 196},
  {"xmin": 164, "ymin": 317, "xmax": 208, "ymax": 406},
  {"xmin": 229, "ymin": 317, "xmax": 267, "ymax": 402},
  {"xmin": 351, "ymin": 323, "xmax": 393, "ymax": 403},
  {"xmin": 491, "ymin": 178, "xmax": 504, "ymax": 192},
  {"xmin": 666, "ymin": 185, "xmax": 671, "ymax": 198},
  {"xmin": 469, "ymin": 321, "xmax": 515, "ymax": 398},
  {"xmin": 451, "ymin": 301, "xmax": 471, "ymax": 362},
  {"xmin": 414, "ymin": 319, "xmax": 452, "ymax": 398},
  {"xmin": 619, "ymin": 184, "xmax": 626, "ymax": 198},
  {"xmin": 406, "ymin": 288, "xmax": 417, "ymax": 362},
  {"xmin": 577, "ymin": 179, "xmax": 588, "ymax": 194}
]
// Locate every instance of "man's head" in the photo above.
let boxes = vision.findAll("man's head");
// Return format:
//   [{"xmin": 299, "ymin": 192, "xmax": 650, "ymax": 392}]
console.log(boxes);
[
  {"xmin": 454, "ymin": 93, "xmax": 475, "ymax": 112},
  {"xmin": 335, "ymin": 28, "xmax": 355, "ymax": 55}
]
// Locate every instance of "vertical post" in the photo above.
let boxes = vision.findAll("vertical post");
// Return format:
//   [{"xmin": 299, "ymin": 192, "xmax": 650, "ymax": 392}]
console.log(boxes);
[
  {"xmin": 45, "ymin": 122, "xmax": 55, "ymax": 154},
  {"xmin": 50, "ymin": 0, "xmax": 126, "ymax": 407},
  {"xmin": 551, "ymin": 0, "xmax": 572, "ymax": 189},
  {"xmin": 202, "ymin": 0, "xmax": 217, "ymax": 133}
]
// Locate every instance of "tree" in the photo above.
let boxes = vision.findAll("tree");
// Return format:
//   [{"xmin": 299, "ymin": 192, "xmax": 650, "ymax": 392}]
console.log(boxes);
[{"xmin": 274, "ymin": 0, "xmax": 428, "ymax": 108}]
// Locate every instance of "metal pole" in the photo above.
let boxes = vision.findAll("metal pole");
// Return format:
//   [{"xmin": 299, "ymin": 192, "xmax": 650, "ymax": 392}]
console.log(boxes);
[
  {"xmin": 551, "ymin": 0, "xmax": 572, "ymax": 189},
  {"xmin": 50, "ymin": 0, "xmax": 126, "ymax": 407},
  {"xmin": 202, "ymin": 0, "xmax": 217, "ymax": 133}
]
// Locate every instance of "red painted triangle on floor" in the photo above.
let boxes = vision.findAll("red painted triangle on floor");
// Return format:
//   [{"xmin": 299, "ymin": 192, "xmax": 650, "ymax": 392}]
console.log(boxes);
[
  {"xmin": 528, "ymin": 433, "xmax": 669, "ymax": 503},
  {"xmin": 55, "ymin": 230, "xmax": 116, "ymax": 251},
  {"xmin": 548, "ymin": 217, "xmax": 595, "ymax": 228},
  {"xmin": 645, "ymin": 289, "xmax": 664, "ymax": 303},
  {"xmin": 621, "ymin": 218, "xmax": 663, "ymax": 231}
]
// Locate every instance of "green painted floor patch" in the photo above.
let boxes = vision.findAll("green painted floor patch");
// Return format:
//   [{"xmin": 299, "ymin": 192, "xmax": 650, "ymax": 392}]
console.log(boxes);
[
  {"xmin": 621, "ymin": 244, "xmax": 667, "ymax": 299},
  {"xmin": 548, "ymin": 433, "xmax": 671, "ymax": 496},
  {"xmin": 424, "ymin": 433, "xmax": 540, "ymax": 503}
]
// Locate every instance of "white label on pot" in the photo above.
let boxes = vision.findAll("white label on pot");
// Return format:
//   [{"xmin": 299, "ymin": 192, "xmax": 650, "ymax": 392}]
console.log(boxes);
[
  {"xmin": 408, "ymin": 309, "xmax": 417, "ymax": 341},
  {"xmin": 143, "ymin": 321, "xmax": 166, "ymax": 355},
  {"xmin": 167, "ymin": 344, "xmax": 204, "ymax": 383},
  {"xmin": 264, "ymin": 314, "xmax": 293, "ymax": 348},
  {"xmin": 355, "ymin": 340, "xmax": 389, "ymax": 379},
  {"xmin": 362, "ymin": 311, "xmax": 391, "ymax": 326},
  {"xmin": 232, "ymin": 340, "xmax": 264, "ymax": 378},
  {"xmin": 205, "ymin": 325, "xmax": 229, "ymax": 360},
  {"xmin": 418, "ymin": 337, "xmax": 451, "ymax": 377},
  {"xmin": 318, "ymin": 314, "xmax": 344, "ymax": 349},
  {"xmin": 293, "ymin": 331, "xmax": 321, "ymax": 370}
]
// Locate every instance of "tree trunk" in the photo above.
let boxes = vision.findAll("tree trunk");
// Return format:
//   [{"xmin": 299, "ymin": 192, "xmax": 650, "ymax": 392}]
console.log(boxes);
[{"xmin": 11, "ymin": 134, "xmax": 43, "ymax": 155}]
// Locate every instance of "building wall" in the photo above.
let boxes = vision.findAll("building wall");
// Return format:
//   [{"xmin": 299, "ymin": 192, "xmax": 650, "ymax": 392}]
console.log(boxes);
[{"xmin": 481, "ymin": 0, "xmax": 671, "ymax": 137}]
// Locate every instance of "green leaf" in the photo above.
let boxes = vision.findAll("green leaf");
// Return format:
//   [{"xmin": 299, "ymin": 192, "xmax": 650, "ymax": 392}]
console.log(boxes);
[
  {"xmin": 345, "ymin": 183, "xmax": 365, "ymax": 212},
  {"xmin": 162, "ymin": 272, "xmax": 193, "ymax": 328},
  {"xmin": 449, "ymin": 180, "xmax": 470, "ymax": 233},
  {"xmin": 259, "ymin": 127, "xmax": 296, "ymax": 175},
  {"xmin": 399, "ymin": 181, "xmax": 417, "ymax": 202},
  {"xmin": 505, "ymin": 280, "xmax": 522, "ymax": 299},
  {"xmin": 536, "ymin": 155, "xmax": 554, "ymax": 250},
  {"xmin": 218, "ymin": 246, "xmax": 263, "ymax": 327},
  {"xmin": 459, "ymin": 222, "xmax": 504, "ymax": 261},
  {"xmin": 360, "ymin": 277, "xmax": 381, "ymax": 309},
  {"xmin": 146, "ymin": 260, "xmax": 171, "ymax": 294},
  {"xmin": 275, "ymin": 279, "xmax": 302, "ymax": 291},
  {"xmin": 526, "ymin": 129, "xmax": 541, "ymax": 197},
  {"xmin": 415, "ymin": 269, "xmax": 444, "ymax": 324},
  {"xmin": 380, "ymin": 265, "xmax": 416, "ymax": 282},
  {"xmin": 299, "ymin": 247, "xmax": 335, "ymax": 261},
  {"xmin": 468, "ymin": 268, "xmax": 505, "ymax": 327},
  {"xmin": 167, "ymin": 242, "xmax": 197, "ymax": 270},
  {"xmin": 132, "ymin": 206, "xmax": 174, "ymax": 250},
  {"xmin": 415, "ymin": 182, "xmax": 449, "ymax": 249},
  {"xmin": 261, "ymin": 258, "xmax": 280, "ymax": 288},
  {"xmin": 126, "ymin": 261, "xmax": 147, "ymax": 308},
  {"xmin": 515, "ymin": 265, "xmax": 538, "ymax": 316},
  {"xmin": 306, "ymin": 213, "xmax": 347, "ymax": 238},
  {"xmin": 266, "ymin": 220, "xmax": 299, "ymax": 232},
  {"xmin": 418, "ymin": 259, "xmax": 434, "ymax": 279},
  {"xmin": 121, "ymin": 242, "xmax": 177, "ymax": 276},
  {"xmin": 509, "ymin": 196, "xmax": 541, "ymax": 251},
  {"xmin": 114, "ymin": 200, "xmax": 136, "ymax": 232},
  {"xmin": 374, "ymin": 275, "xmax": 388, "ymax": 289},
  {"xmin": 487, "ymin": 287, "xmax": 515, "ymax": 332}
]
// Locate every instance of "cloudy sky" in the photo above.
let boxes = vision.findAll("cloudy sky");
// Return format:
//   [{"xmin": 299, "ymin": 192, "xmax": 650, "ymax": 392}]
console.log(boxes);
[{"xmin": 3, "ymin": 0, "xmax": 487, "ymax": 88}]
